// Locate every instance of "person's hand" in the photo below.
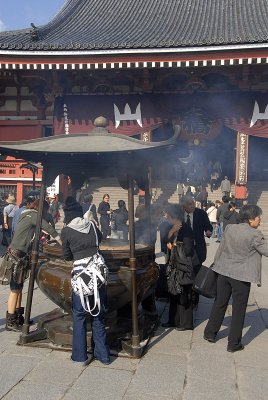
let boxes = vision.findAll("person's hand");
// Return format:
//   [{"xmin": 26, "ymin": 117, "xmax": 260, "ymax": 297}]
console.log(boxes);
[
  {"xmin": 170, "ymin": 222, "xmax": 182, "ymax": 236},
  {"xmin": 206, "ymin": 230, "xmax": 213, "ymax": 238},
  {"xmin": 107, "ymin": 210, "xmax": 112, "ymax": 214},
  {"xmin": 4, "ymin": 222, "xmax": 8, "ymax": 229},
  {"xmin": 167, "ymin": 242, "xmax": 173, "ymax": 250}
]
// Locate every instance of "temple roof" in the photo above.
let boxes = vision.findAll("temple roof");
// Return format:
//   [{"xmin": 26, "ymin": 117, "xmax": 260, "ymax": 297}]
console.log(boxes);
[{"xmin": 0, "ymin": 0, "xmax": 268, "ymax": 52}]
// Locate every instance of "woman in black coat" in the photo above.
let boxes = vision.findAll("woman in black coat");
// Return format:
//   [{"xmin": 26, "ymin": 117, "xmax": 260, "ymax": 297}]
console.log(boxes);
[
  {"xmin": 97, "ymin": 194, "xmax": 112, "ymax": 240},
  {"xmin": 112, "ymin": 200, "xmax": 128, "ymax": 241},
  {"xmin": 161, "ymin": 204, "xmax": 195, "ymax": 331}
]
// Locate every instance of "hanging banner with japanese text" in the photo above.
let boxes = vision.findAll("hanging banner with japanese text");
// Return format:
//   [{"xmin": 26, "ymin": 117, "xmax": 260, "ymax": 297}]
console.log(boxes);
[{"xmin": 236, "ymin": 132, "xmax": 248, "ymax": 185}]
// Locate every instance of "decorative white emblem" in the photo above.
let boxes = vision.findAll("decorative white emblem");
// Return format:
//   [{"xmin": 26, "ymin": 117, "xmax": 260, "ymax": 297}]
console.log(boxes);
[
  {"xmin": 250, "ymin": 101, "xmax": 268, "ymax": 127},
  {"xmin": 114, "ymin": 103, "xmax": 142, "ymax": 128}
]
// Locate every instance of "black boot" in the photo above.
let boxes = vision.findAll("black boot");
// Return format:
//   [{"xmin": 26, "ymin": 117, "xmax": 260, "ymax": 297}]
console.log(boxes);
[
  {"xmin": 6, "ymin": 312, "xmax": 21, "ymax": 332},
  {"xmin": 16, "ymin": 307, "xmax": 25, "ymax": 326},
  {"xmin": 15, "ymin": 307, "xmax": 33, "ymax": 326}
]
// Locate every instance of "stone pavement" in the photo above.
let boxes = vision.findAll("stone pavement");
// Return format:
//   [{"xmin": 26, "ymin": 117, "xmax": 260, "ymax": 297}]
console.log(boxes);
[{"xmin": 0, "ymin": 236, "xmax": 267, "ymax": 400}]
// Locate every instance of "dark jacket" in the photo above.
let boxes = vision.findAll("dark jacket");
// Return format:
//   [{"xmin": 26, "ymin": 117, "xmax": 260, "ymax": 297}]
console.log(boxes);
[
  {"xmin": 61, "ymin": 218, "xmax": 102, "ymax": 261},
  {"xmin": 216, "ymin": 203, "xmax": 229, "ymax": 223},
  {"xmin": 223, "ymin": 210, "xmax": 239, "ymax": 231},
  {"xmin": 112, "ymin": 208, "xmax": 128, "ymax": 230},
  {"xmin": 170, "ymin": 223, "xmax": 194, "ymax": 257},
  {"xmin": 192, "ymin": 208, "xmax": 213, "ymax": 264},
  {"xmin": 98, "ymin": 201, "xmax": 110, "ymax": 216}
]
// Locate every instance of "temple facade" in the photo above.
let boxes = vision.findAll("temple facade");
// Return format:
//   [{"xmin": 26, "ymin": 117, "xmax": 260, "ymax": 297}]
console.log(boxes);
[{"xmin": 0, "ymin": 0, "xmax": 268, "ymax": 203}]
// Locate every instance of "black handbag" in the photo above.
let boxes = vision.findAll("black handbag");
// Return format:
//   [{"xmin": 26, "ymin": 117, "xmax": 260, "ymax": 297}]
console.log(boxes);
[
  {"xmin": 193, "ymin": 263, "xmax": 218, "ymax": 298},
  {"xmin": 166, "ymin": 242, "xmax": 194, "ymax": 295}
]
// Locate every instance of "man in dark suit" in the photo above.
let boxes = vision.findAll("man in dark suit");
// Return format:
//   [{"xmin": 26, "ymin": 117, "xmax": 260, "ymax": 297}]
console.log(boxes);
[{"xmin": 182, "ymin": 195, "xmax": 213, "ymax": 307}]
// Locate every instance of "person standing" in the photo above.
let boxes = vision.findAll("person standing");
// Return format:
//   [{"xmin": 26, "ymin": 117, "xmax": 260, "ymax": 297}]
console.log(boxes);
[
  {"xmin": 204, "ymin": 205, "xmax": 268, "ymax": 352},
  {"xmin": 182, "ymin": 195, "xmax": 213, "ymax": 272},
  {"xmin": 61, "ymin": 197, "xmax": 110, "ymax": 366},
  {"xmin": 48, "ymin": 195, "xmax": 59, "ymax": 226},
  {"xmin": 210, "ymin": 170, "xmax": 219, "ymax": 192},
  {"xmin": 5, "ymin": 199, "xmax": 61, "ymax": 331},
  {"xmin": 97, "ymin": 194, "xmax": 112, "ymax": 240},
  {"xmin": 182, "ymin": 195, "xmax": 213, "ymax": 308},
  {"xmin": 177, "ymin": 183, "xmax": 184, "ymax": 203},
  {"xmin": 220, "ymin": 176, "xmax": 231, "ymax": 197},
  {"xmin": 206, "ymin": 202, "xmax": 218, "ymax": 238},
  {"xmin": 112, "ymin": 200, "xmax": 128, "ymax": 241},
  {"xmin": 81, "ymin": 194, "xmax": 99, "ymax": 226},
  {"xmin": 216, "ymin": 196, "xmax": 229, "ymax": 242},
  {"xmin": 11, "ymin": 196, "xmax": 34, "ymax": 236},
  {"xmin": 223, "ymin": 202, "xmax": 240, "ymax": 231},
  {"xmin": 161, "ymin": 204, "xmax": 195, "ymax": 330},
  {"xmin": 2, "ymin": 195, "xmax": 18, "ymax": 247},
  {"xmin": 195, "ymin": 187, "xmax": 208, "ymax": 209}
]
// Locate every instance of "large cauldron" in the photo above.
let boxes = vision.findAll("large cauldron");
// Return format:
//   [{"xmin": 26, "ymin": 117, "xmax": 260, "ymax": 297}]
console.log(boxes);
[{"xmin": 36, "ymin": 239, "xmax": 159, "ymax": 315}]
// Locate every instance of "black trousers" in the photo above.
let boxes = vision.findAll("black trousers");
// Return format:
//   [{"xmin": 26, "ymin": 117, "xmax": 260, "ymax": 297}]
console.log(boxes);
[
  {"xmin": 100, "ymin": 216, "xmax": 111, "ymax": 240},
  {"xmin": 204, "ymin": 274, "xmax": 251, "ymax": 347},
  {"xmin": 168, "ymin": 285, "xmax": 193, "ymax": 329}
]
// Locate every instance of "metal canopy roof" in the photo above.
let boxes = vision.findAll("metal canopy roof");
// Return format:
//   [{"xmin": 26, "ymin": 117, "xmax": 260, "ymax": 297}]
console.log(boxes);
[
  {"xmin": 0, "ymin": 130, "xmax": 176, "ymax": 157},
  {"xmin": 0, "ymin": 129, "xmax": 178, "ymax": 187}
]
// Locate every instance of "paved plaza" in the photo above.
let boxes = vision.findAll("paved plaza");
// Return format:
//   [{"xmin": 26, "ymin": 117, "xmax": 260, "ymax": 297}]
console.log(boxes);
[{"xmin": 0, "ymin": 236, "xmax": 267, "ymax": 400}]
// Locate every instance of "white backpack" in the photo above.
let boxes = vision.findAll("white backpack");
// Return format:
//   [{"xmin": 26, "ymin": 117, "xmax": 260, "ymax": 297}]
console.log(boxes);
[{"xmin": 71, "ymin": 222, "xmax": 108, "ymax": 316}]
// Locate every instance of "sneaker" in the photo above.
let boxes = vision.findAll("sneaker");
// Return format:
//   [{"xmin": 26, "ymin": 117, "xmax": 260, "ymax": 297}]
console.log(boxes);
[
  {"xmin": 71, "ymin": 357, "xmax": 91, "ymax": 367},
  {"xmin": 94, "ymin": 357, "xmax": 110, "ymax": 365}
]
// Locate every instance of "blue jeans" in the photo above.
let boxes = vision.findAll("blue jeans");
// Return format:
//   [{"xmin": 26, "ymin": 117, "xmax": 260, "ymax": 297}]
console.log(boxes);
[
  {"xmin": 217, "ymin": 222, "xmax": 223, "ymax": 241},
  {"xmin": 71, "ymin": 287, "xmax": 110, "ymax": 363}
]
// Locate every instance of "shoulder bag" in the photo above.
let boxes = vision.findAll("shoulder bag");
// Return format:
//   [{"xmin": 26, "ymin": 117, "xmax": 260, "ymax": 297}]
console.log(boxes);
[
  {"xmin": 166, "ymin": 242, "xmax": 194, "ymax": 295},
  {"xmin": 193, "ymin": 263, "xmax": 218, "ymax": 298},
  {"xmin": 0, "ymin": 249, "xmax": 29, "ymax": 285}
]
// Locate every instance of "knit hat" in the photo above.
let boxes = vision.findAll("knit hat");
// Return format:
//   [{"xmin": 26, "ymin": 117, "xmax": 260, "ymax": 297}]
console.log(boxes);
[
  {"xmin": 63, "ymin": 196, "xmax": 83, "ymax": 225},
  {"xmin": 6, "ymin": 195, "xmax": 16, "ymax": 204}
]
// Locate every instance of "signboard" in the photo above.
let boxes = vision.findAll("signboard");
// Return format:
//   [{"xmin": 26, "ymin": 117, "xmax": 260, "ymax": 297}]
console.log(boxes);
[
  {"xmin": 46, "ymin": 176, "xmax": 60, "ymax": 197},
  {"xmin": 236, "ymin": 132, "xmax": 248, "ymax": 185}
]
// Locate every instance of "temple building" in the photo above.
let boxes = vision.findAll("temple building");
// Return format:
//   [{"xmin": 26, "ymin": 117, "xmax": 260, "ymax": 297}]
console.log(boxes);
[{"xmin": 0, "ymin": 0, "xmax": 268, "ymax": 204}]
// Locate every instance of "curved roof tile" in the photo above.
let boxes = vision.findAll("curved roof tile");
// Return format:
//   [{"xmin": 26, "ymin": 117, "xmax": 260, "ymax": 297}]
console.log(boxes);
[{"xmin": 1, "ymin": 0, "xmax": 268, "ymax": 51}]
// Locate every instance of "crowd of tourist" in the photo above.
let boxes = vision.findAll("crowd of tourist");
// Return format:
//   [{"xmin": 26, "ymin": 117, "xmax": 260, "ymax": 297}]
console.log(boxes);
[{"xmin": 0, "ymin": 180, "xmax": 267, "ymax": 363}]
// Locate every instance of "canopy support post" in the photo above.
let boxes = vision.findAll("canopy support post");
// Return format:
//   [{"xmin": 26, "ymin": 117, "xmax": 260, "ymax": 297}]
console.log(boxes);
[
  {"xmin": 121, "ymin": 174, "xmax": 142, "ymax": 358},
  {"xmin": 18, "ymin": 166, "xmax": 48, "ymax": 344}
]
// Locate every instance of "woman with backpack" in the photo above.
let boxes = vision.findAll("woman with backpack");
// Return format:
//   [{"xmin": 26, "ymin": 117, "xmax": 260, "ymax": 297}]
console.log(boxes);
[{"xmin": 61, "ymin": 197, "xmax": 110, "ymax": 366}]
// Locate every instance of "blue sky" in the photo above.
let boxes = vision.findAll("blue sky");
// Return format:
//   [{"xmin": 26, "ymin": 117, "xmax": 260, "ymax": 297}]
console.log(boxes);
[{"xmin": 0, "ymin": 0, "xmax": 65, "ymax": 32}]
